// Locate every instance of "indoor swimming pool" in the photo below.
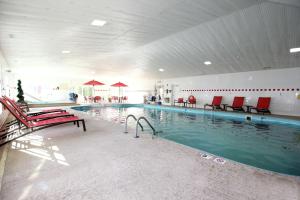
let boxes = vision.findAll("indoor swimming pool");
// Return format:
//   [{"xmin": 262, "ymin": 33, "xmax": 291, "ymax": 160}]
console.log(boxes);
[{"xmin": 72, "ymin": 104, "xmax": 300, "ymax": 176}]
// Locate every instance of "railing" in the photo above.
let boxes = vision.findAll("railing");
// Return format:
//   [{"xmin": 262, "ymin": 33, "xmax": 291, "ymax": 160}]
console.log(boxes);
[
  {"xmin": 124, "ymin": 114, "xmax": 144, "ymax": 133},
  {"xmin": 24, "ymin": 92, "xmax": 43, "ymax": 102},
  {"xmin": 124, "ymin": 115, "xmax": 158, "ymax": 139},
  {"xmin": 135, "ymin": 116, "xmax": 156, "ymax": 139}
]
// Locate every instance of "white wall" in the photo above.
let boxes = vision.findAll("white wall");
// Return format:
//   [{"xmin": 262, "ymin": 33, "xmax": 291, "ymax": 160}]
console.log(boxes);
[
  {"xmin": 0, "ymin": 51, "xmax": 10, "ymax": 96},
  {"xmin": 0, "ymin": 51, "xmax": 10, "ymax": 113},
  {"xmin": 161, "ymin": 68, "xmax": 300, "ymax": 116}
]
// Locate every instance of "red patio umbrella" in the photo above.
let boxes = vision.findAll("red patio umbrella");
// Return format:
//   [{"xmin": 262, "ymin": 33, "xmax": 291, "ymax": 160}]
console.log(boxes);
[
  {"xmin": 83, "ymin": 80, "xmax": 105, "ymax": 98},
  {"xmin": 84, "ymin": 80, "xmax": 105, "ymax": 86},
  {"xmin": 111, "ymin": 82, "xmax": 127, "ymax": 103}
]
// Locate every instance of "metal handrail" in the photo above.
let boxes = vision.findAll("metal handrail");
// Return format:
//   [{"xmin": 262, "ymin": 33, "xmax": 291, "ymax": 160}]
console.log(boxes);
[
  {"xmin": 135, "ymin": 116, "xmax": 156, "ymax": 139},
  {"xmin": 124, "ymin": 114, "xmax": 144, "ymax": 133}
]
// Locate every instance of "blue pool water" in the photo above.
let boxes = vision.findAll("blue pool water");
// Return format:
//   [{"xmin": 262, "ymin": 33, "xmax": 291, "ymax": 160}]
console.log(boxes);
[{"xmin": 72, "ymin": 104, "xmax": 300, "ymax": 176}]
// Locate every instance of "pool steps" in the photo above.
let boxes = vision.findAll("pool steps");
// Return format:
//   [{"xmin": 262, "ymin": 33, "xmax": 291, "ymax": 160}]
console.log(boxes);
[
  {"xmin": 135, "ymin": 116, "xmax": 157, "ymax": 139},
  {"xmin": 124, "ymin": 114, "xmax": 144, "ymax": 133},
  {"xmin": 124, "ymin": 114, "xmax": 157, "ymax": 139}
]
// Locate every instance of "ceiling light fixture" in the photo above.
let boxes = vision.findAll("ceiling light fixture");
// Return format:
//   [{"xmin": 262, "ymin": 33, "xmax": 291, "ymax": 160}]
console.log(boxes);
[
  {"xmin": 91, "ymin": 19, "xmax": 107, "ymax": 27},
  {"xmin": 62, "ymin": 50, "xmax": 71, "ymax": 54},
  {"xmin": 290, "ymin": 47, "xmax": 300, "ymax": 53},
  {"xmin": 158, "ymin": 68, "xmax": 164, "ymax": 72},
  {"xmin": 204, "ymin": 61, "xmax": 212, "ymax": 65}
]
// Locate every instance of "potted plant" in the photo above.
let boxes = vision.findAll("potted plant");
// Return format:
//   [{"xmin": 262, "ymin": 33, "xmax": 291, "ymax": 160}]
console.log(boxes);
[{"xmin": 17, "ymin": 80, "xmax": 25, "ymax": 103}]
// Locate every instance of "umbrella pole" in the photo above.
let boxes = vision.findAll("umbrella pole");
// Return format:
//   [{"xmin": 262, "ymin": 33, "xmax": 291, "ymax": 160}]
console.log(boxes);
[
  {"xmin": 119, "ymin": 87, "xmax": 121, "ymax": 103},
  {"xmin": 93, "ymin": 85, "xmax": 95, "ymax": 103}
]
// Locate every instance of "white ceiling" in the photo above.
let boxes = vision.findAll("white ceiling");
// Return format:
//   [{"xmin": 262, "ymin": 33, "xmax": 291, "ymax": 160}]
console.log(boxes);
[{"xmin": 0, "ymin": 0, "xmax": 299, "ymax": 79}]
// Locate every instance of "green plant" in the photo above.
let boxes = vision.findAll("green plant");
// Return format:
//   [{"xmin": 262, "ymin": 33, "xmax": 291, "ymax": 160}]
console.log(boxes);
[{"xmin": 17, "ymin": 80, "xmax": 25, "ymax": 103}]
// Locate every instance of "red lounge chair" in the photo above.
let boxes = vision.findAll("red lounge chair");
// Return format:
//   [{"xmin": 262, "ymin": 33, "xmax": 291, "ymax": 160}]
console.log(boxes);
[
  {"xmin": 122, "ymin": 96, "xmax": 128, "ymax": 102},
  {"xmin": 0, "ymin": 98, "xmax": 86, "ymax": 143},
  {"xmin": 225, "ymin": 97, "xmax": 245, "ymax": 112},
  {"xmin": 16, "ymin": 102, "xmax": 29, "ymax": 112},
  {"xmin": 2, "ymin": 97, "xmax": 74, "ymax": 122},
  {"xmin": 111, "ymin": 96, "xmax": 117, "ymax": 103},
  {"xmin": 114, "ymin": 96, "xmax": 119, "ymax": 103},
  {"xmin": 204, "ymin": 96, "xmax": 222, "ymax": 110},
  {"xmin": 174, "ymin": 98, "xmax": 184, "ymax": 106},
  {"xmin": 4, "ymin": 96, "xmax": 66, "ymax": 116},
  {"xmin": 250, "ymin": 97, "xmax": 271, "ymax": 114},
  {"xmin": 88, "ymin": 96, "xmax": 93, "ymax": 103},
  {"xmin": 94, "ymin": 96, "xmax": 101, "ymax": 103},
  {"xmin": 187, "ymin": 95, "xmax": 196, "ymax": 108},
  {"xmin": 5, "ymin": 96, "xmax": 65, "ymax": 114}
]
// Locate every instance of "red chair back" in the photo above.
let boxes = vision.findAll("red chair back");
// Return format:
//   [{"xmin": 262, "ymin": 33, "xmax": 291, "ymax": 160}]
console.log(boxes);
[
  {"xmin": 188, "ymin": 95, "xmax": 196, "ymax": 104},
  {"xmin": 232, "ymin": 96, "xmax": 244, "ymax": 107},
  {"xmin": 177, "ymin": 98, "xmax": 184, "ymax": 103},
  {"xmin": 257, "ymin": 97, "xmax": 271, "ymax": 110},
  {"xmin": 212, "ymin": 96, "xmax": 222, "ymax": 106},
  {"xmin": 3, "ymin": 96, "xmax": 28, "ymax": 119},
  {"xmin": 0, "ymin": 98, "xmax": 30, "ymax": 128}
]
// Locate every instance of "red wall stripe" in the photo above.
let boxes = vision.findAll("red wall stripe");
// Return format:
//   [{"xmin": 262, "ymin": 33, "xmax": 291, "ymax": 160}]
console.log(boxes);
[{"xmin": 181, "ymin": 88, "xmax": 300, "ymax": 92}]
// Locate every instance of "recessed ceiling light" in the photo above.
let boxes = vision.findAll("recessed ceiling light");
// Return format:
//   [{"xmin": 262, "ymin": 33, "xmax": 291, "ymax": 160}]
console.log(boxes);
[
  {"xmin": 91, "ymin": 19, "xmax": 107, "ymax": 27},
  {"xmin": 204, "ymin": 61, "xmax": 212, "ymax": 65},
  {"xmin": 290, "ymin": 47, "xmax": 300, "ymax": 53},
  {"xmin": 158, "ymin": 68, "xmax": 164, "ymax": 72},
  {"xmin": 62, "ymin": 50, "xmax": 71, "ymax": 54}
]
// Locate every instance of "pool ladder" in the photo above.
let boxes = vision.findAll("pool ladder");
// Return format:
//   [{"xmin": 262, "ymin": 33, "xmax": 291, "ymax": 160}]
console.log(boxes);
[{"xmin": 124, "ymin": 115, "xmax": 157, "ymax": 139}]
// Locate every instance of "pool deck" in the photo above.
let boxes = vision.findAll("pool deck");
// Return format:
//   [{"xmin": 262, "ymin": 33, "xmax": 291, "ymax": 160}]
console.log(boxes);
[{"xmin": 0, "ymin": 109, "xmax": 300, "ymax": 200}]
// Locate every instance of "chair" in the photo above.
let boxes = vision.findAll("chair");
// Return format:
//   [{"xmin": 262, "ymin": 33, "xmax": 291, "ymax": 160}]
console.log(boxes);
[
  {"xmin": 122, "ymin": 96, "xmax": 128, "ymax": 103},
  {"xmin": 2, "ymin": 97, "xmax": 74, "ymax": 122},
  {"xmin": 88, "ymin": 96, "xmax": 93, "ymax": 103},
  {"xmin": 16, "ymin": 102, "xmax": 29, "ymax": 112},
  {"xmin": 4, "ymin": 96, "xmax": 66, "ymax": 116},
  {"xmin": 225, "ymin": 97, "xmax": 245, "ymax": 112},
  {"xmin": 94, "ymin": 96, "xmax": 101, "ymax": 103},
  {"xmin": 112, "ymin": 96, "xmax": 118, "ymax": 103},
  {"xmin": 0, "ymin": 98, "xmax": 86, "ymax": 146},
  {"xmin": 174, "ymin": 98, "xmax": 184, "ymax": 106},
  {"xmin": 204, "ymin": 96, "xmax": 222, "ymax": 110},
  {"xmin": 0, "ymin": 97, "xmax": 86, "ymax": 135},
  {"xmin": 187, "ymin": 95, "xmax": 196, "ymax": 108},
  {"xmin": 250, "ymin": 97, "xmax": 271, "ymax": 115}
]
